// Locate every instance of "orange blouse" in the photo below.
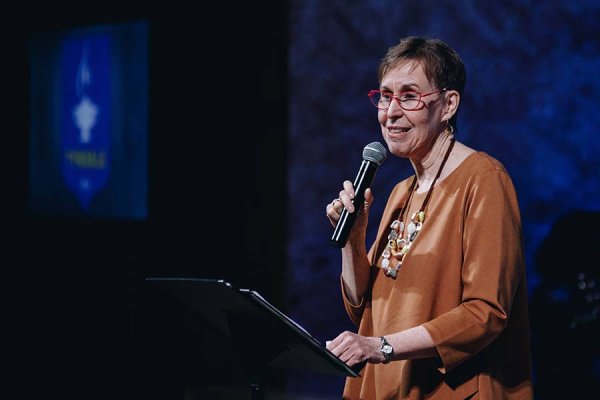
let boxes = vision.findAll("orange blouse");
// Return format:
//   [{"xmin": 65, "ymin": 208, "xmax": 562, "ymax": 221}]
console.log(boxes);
[{"xmin": 341, "ymin": 152, "xmax": 533, "ymax": 399}]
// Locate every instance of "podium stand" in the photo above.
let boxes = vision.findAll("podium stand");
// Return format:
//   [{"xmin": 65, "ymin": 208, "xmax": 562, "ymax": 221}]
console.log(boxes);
[{"xmin": 145, "ymin": 277, "xmax": 360, "ymax": 399}]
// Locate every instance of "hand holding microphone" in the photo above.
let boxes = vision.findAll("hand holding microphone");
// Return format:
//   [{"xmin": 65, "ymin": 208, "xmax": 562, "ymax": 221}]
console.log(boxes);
[{"xmin": 328, "ymin": 142, "xmax": 387, "ymax": 248}]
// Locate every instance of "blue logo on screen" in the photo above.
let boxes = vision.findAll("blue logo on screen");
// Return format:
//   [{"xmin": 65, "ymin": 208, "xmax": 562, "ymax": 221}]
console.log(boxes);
[{"xmin": 61, "ymin": 35, "xmax": 111, "ymax": 210}]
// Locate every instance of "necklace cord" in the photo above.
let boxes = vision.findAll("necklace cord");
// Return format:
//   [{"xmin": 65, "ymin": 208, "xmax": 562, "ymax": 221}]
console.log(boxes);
[
  {"xmin": 420, "ymin": 138, "xmax": 455, "ymax": 213},
  {"xmin": 396, "ymin": 176, "xmax": 417, "ymax": 224},
  {"xmin": 397, "ymin": 138, "xmax": 455, "ymax": 223}
]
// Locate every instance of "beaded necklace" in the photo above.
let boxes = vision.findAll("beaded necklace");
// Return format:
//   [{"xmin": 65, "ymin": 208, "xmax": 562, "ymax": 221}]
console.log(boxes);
[{"xmin": 381, "ymin": 137, "xmax": 455, "ymax": 278}]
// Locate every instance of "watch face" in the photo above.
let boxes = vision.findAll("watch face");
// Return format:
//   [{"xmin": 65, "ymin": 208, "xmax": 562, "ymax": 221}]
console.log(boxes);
[{"xmin": 382, "ymin": 344, "xmax": 393, "ymax": 354}]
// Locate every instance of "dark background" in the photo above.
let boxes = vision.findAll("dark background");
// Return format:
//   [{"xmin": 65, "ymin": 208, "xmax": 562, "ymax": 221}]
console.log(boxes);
[
  {"xmin": 3, "ymin": 1, "xmax": 599, "ymax": 399},
  {"xmin": 4, "ymin": 2, "xmax": 288, "ymax": 399}
]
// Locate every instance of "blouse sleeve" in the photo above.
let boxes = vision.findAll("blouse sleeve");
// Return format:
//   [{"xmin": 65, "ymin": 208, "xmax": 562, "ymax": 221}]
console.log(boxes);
[
  {"xmin": 340, "ymin": 181, "xmax": 408, "ymax": 327},
  {"xmin": 341, "ymin": 274, "xmax": 367, "ymax": 327},
  {"xmin": 422, "ymin": 167, "xmax": 525, "ymax": 373}
]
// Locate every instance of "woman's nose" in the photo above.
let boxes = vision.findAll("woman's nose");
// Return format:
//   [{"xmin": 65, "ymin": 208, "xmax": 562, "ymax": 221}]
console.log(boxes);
[{"xmin": 385, "ymin": 97, "xmax": 404, "ymax": 118}]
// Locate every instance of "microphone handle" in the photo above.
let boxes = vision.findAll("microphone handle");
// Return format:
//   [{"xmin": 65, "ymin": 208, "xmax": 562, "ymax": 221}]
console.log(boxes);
[{"xmin": 330, "ymin": 160, "xmax": 379, "ymax": 248}]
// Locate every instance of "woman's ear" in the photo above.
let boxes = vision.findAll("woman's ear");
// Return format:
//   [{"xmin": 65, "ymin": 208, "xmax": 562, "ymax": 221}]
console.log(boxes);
[{"xmin": 442, "ymin": 90, "xmax": 460, "ymax": 122}]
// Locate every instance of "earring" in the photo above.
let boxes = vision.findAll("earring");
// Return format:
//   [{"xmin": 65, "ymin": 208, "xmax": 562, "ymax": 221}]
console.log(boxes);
[{"xmin": 445, "ymin": 120, "xmax": 454, "ymax": 135}]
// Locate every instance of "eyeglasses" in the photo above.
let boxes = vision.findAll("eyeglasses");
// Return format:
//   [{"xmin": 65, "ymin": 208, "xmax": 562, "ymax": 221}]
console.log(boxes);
[{"xmin": 368, "ymin": 88, "xmax": 447, "ymax": 111}]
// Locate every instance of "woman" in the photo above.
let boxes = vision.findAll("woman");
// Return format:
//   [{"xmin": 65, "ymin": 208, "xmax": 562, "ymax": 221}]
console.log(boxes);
[{"xmin": 325, "ymin": 36, "xmax": 533, "ymax": 399}]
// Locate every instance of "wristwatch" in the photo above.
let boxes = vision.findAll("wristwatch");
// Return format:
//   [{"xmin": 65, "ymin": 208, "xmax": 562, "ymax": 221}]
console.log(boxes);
[{"xmin": 380, "ymin": 336, "xmax": 394, "ymax": 363}]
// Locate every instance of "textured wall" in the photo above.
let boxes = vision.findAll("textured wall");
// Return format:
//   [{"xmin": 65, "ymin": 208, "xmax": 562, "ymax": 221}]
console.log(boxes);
[{"xmin": 288, "ymin": 1, "xmax": 600, "ymax": 398}]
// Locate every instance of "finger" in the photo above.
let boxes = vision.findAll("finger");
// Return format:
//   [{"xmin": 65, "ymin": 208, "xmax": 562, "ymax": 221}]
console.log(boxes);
[
  {"xmin": 363, "ymin": 188, "xmax": 374, "ymax": 213},
  {"xmin": 326, "ymin": 335, "xmax": 344, "ymax": 352},
  {"xmin": 334, "ymin": 339, "xmax": 354, "ymax": 362},
  {"xmin": 338, "ymin": 190, "xmax": 354, "ymax": 213},
  {"xmin": 339, "ymin": 351, "xmax": 353, "ymax": 364},
  {"xmin": 328, "ymin": 342, "xmax": 345, "ymax": 358},
  {"xmin": 327, "ymin": 331, "xmax": 353, "ymax": 354},
  {"xmin": 339, "ymin": 180, "xmax": 358, "ymax": 213},
  {"xmin": 333, "ymin": 197, "xmax": 344, "ymax": 213},
  {"xmin": 327, "ymin": 197, "xmax": 343, "ymax": 214},
  {"xmin": 342, "ymin": 180, "xmax": 355, "ymax": 199},
  {"xmin": 346, "ymin": 354, "xmax": 364, "ymax": 367},
  {"xmin": 364, "ymin": 188, "xmax": 374, "ymax": 204},
  {"xmin": 326, "ymin": 202, "xmax": 340, "ymax": 222},
  {"xmin": 326, "ymin": 197, "xmax": 346, "ymax": 228}
]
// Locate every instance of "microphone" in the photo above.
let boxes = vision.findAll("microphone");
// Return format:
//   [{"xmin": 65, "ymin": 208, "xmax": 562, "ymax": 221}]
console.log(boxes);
[{"xmin": 330, "ymin": 142, "xmax": 387, "ymax": 248}]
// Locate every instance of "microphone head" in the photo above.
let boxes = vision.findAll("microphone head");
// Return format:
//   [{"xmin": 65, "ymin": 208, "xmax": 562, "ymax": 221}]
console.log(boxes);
[{"xmin": 363, "ymin": 142, "xmax": 387, "ymax": 166}]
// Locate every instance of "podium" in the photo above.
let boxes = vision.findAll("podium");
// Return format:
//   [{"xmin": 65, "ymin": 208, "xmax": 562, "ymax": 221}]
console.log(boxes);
[{"xmin": 145, "ymin": 277, "xmax": 360, "ymax": 399}]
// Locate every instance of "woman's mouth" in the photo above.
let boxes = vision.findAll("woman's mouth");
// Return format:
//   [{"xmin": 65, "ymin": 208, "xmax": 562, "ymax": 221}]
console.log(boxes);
[{"xmin": 387, "ymin": 126, "xmax": 411, "ymax": 134}]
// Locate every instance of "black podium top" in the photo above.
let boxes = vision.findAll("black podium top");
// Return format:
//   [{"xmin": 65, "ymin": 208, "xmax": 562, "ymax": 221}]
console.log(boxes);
[{"xmin": 145, "ymin": 277, "xmax": 360, "ymax": 378}]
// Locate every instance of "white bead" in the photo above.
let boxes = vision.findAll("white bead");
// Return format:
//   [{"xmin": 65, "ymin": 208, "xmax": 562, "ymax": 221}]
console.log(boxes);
[
  {"xmin": 407, "ymin": 222, "xmax": 416, "ymax": 235},
  {"xmin": 382, "ymin": 248, "xmax": 391, "ymax": 258}
]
